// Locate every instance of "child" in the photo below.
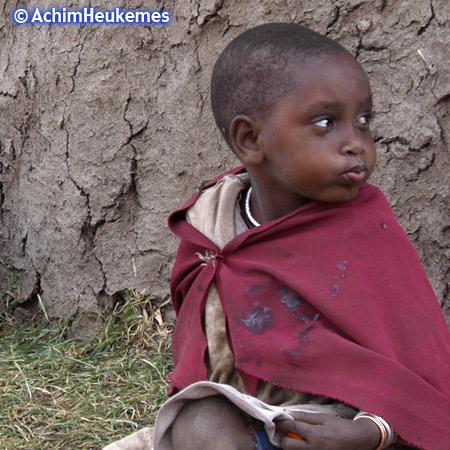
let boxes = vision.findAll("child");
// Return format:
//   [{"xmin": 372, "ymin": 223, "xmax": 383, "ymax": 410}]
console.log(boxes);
[{"xmin": 156, "ymin": 23, "xmax": 450, "ymax": 450}]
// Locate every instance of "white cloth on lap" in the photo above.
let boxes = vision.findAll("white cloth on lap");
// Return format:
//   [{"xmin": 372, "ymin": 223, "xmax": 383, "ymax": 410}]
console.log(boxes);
[
  {"xmin": 103, "ymin": 427, "xmax": 154, "ymax": 450},
  {"xmin": 153, "ymin": 380, "xmax": 324, "ymax": 449}
]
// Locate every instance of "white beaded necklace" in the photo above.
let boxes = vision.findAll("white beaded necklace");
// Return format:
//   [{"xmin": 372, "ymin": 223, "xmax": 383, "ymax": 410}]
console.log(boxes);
[{"xmin": 245, "ymin": 187, "xmax": 260, "ymax": 227}]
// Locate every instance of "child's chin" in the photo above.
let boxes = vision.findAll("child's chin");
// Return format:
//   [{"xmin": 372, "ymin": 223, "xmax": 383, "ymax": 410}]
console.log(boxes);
[{"xmin": 323, "ymin": 186, "xmax": 363, "ymax": 204}]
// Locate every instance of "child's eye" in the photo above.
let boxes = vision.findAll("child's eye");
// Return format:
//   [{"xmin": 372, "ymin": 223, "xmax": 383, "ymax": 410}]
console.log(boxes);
[
  {"xmin": 314, "ymin": 118, "xmax": 334, "ymax": 128},
  {"xmin": 356, "ymin": 113, "xmax": 372, "ymax": 127}
]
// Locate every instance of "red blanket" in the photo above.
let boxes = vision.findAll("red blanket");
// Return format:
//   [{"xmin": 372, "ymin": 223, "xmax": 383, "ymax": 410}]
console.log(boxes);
[{"xmin": 168, "ymin": 167, "xmax": 450, "ymax": 450}]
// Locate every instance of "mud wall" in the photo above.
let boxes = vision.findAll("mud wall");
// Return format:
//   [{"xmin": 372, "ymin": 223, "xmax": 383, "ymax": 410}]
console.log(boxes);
[{"xmin": 0, "ymin": 0, "xmax": 448, "ymax": 328}]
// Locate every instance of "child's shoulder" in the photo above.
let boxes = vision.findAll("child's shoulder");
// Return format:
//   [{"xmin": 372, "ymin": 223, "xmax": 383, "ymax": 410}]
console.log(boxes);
[{"xmin": 185, "ymin": 171, "xmax": 249, "ymax": 248}]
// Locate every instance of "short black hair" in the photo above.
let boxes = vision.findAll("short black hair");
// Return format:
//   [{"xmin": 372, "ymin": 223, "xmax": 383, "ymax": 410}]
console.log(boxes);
[{"xmin": 211, "ymin": 22, "xmax": 350, "ymax": 148}]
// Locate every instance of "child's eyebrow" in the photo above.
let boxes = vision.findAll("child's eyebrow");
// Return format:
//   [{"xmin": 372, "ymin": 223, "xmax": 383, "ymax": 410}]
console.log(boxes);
[
  {"xmin": 361, "ymin": 96, "xmax": 373, "ymax": 107},
  {"xmin": 308, "ymin": 96, "xmax": 373, "ymax": 111},
  {"xmin": 309, "ymin": 100, "xmax": 340, "ymax": 110}
]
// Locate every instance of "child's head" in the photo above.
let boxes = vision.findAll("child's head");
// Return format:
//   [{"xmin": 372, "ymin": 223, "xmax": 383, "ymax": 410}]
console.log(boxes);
[
  {"xmin": 211, "ymin": 23, "xmax": 376, "ymax": 220},
  {"xmin": 211, "ymin": 23, "xmax": 349, "ymax": 148}
]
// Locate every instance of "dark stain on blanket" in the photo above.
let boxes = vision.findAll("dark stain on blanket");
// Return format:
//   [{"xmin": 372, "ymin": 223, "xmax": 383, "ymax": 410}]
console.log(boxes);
[
  {"xmin": 278, "ymin": 285, "xmax": 303, "ymax": 312},
  {"xmin": 239, "ymin": 303, "xmax": 274, "ymax": 335},
  {"xmin": 296, "ymin": 313, "xmax": 311, "ymax": 323},
  {"xmin": 294, "ymin": 309, "xmax": 321, "ymax": 323},
  {"xmin": 290, "ymin": 362, "xmax": 305, "ymax": 369},
  {"xmin": 248, "ymin": 284, "xmax": 267, "ymax": 295},
  {"xmin": 236, "ymin": 356, "xmax": 251, "ymax": 365},
  {"xmin": 284, "ymin": 348, "xmax": 303, "ymax": 357},
  {"xmin": 335, "ymin": 261, "xmax": 347, "ymax": 279},
  {"xmin": 284, "ymin": 325, "xmax": 316, "ymax": 360},
  {"xmin": 331, "ymin": 261, "xmax": 347, "ymax": 296},
  {"xmin": 297, "ymin": 325, "xmax": 316, "ymax": 343},
  {"xmin": 234, "ymin": 337, "xmax": 243, "ymax": 349}
]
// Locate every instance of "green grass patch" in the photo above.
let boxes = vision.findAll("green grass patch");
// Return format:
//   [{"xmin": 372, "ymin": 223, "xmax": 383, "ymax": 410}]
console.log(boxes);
[{"xmin": 0, "ymin": 290, "xmax": 173, "ymax": 449}]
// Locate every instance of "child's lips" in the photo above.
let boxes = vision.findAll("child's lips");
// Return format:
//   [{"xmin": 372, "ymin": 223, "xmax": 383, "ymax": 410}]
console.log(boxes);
[{"xmin": 341, "ymin": 164, "xmax": 368, "ymax": 186}]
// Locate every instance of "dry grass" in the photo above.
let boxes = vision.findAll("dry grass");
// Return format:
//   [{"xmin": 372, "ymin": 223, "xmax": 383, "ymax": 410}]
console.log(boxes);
[{"xmin": 0, "ymin": 289, "xmax": 174, "ymax": 449}]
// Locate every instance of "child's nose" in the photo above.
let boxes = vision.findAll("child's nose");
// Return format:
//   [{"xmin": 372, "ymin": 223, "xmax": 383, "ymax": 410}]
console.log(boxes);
[{"xmin": 339, "ymin": 129, "xmax": 365, "ymax": 156}]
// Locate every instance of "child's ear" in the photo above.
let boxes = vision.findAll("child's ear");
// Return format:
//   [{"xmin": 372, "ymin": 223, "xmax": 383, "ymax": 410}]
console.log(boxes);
[{"xmin": 229, "ymin": 115, "xmax": 264, "ymax": 166}]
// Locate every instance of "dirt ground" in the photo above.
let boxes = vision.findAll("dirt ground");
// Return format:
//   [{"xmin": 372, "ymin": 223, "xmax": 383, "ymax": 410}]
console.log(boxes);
[{"xmin": 0, "ymin": 0, "xmax": 448, "ymax": 330}]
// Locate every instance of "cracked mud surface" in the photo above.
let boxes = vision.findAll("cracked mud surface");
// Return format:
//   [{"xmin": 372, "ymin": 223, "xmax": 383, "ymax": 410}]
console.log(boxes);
[{"xmin": 0, "ymin": 0, "xmax": 448, "ymax": 331}]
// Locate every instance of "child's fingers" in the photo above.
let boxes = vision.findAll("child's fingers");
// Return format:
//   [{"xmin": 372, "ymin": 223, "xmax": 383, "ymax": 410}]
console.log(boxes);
[
  {"xmin": 276, "ymin": 410, "xmax": 344, "ymax": 447},
  {"xmin": 279, "ymin": 435, "xmax": 308, "ymax": 450},
  {"xmin": 275, "ymin": 418, "xmax": 311, "ymax": 441},
  {"xmin": 284, "ymin": 409, "xmax": 328, "ymax": 425}
]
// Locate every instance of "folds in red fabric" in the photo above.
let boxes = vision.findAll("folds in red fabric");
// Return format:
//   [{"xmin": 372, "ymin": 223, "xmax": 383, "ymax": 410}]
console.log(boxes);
[{"xmin": 168, "ymin": 167, "xmax": 450, "ymax": 450}]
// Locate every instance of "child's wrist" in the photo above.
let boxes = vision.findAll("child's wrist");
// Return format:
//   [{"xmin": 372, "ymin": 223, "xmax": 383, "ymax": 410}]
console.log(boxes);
[{"xmin": 353, "ymin": 411, "xmax": 397, "ymax": 449}]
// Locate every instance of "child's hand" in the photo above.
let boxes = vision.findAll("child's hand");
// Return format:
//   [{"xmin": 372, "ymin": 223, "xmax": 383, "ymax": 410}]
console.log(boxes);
[{"xmin": 275, "ymin": 410, "xmax": 381, "ymax": 450}]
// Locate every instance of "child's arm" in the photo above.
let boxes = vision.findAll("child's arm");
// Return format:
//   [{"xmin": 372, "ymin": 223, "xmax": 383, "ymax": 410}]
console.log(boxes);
[{"xmin": 275, "ymin": 410, "xmax": 384, "ymax": 450}]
